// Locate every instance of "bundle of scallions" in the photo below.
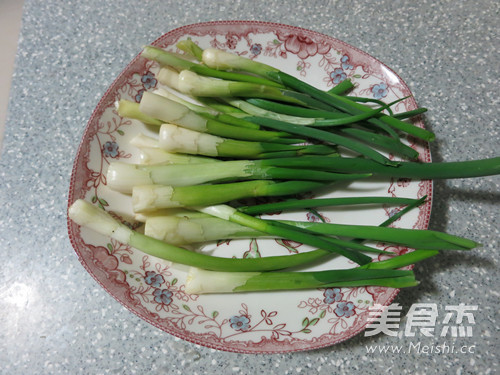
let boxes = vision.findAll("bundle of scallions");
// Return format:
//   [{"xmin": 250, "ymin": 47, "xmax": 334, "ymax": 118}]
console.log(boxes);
[{"xmin": 69, "ymin": 40, "xmax": 500, "ymax": 295}]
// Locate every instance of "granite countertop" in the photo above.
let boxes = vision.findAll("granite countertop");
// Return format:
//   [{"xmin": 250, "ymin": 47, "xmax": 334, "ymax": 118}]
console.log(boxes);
[{"xmin": 0, "ymin": 0, "xmax": 498, "ymax": 374}]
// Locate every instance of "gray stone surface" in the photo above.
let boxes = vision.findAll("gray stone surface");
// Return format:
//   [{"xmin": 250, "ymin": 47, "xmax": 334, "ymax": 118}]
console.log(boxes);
[{"xmin": 0, "ymin": 0, "xmax": 498, "ymax": 374}]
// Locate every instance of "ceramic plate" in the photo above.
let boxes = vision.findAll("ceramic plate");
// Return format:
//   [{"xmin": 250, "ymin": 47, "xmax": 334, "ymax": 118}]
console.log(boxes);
[{"xmin": 67, "ymin": 21, "xmax": 432, "ymax": 353}]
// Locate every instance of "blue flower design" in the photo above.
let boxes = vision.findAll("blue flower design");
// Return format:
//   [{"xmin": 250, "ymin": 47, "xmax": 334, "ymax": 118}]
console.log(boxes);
[
  {"xmin": 141, "ymin": 71, "xmax": 157, "ymax": 90},
  {"xmin": 335, "ymin": 301, "xmax": 355, "ymax": 318},
  {"xmin": 145, "ymin": 271, "xmax": 165, "ymax": 288},
  {"xmin": 135, "ymin": 88, "xmax": 145, "ymax": 103},
  {"xmin": 250, "ymin": 43, "xmax": 262, "ymax": 56},
  {"xmin": 372, "ymin": 82, "xmax": 388, "ymax": 99},
  {"xmin": 103, "ymin": 141, "xmax": 119, "ymax": 158},
  {"xmin": 330, "ymin": 68, "xmax": 347, "ymax": 84},
  {"xmin": 341, "ymin": 55, "xmax": 353, "ymax": 70},
  {"xmin": 388, "ymin": 208, "xmax": 401, "ymax": 218},
  {"xmin": 153, "ymin": 289, "xmax": 173, "ymax": 305},
  {"xmin": 229, "ymin": 315, "xmax": 250, "ymax": 331},
  {"xmin": 323, "ymin": 288, "xmax": 343, "ymax": 304}
]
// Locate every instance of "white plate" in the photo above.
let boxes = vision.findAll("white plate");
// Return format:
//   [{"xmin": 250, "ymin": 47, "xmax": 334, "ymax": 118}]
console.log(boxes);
[{"xmin": 67, "ymin": 21, "xmax": 432, "ymax": 353}]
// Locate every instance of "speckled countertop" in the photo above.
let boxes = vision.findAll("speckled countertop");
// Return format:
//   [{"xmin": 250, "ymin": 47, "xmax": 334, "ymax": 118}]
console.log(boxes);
[{"xmin": 0, "ymin": 0, "xmax": 498, "ymax": 374}]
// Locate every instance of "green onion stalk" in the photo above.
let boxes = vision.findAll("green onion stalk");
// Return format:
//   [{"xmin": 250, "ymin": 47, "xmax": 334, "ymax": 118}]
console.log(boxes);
[
  {"xmin": 144, "ymin": 215, "xmax": 266, "ymax": 246},
  {"xmin": 68, "ymin": 200, "xmax": 430, "ymax": 292},
  {"xmin": 144, "ymin": 46, "xmax": 428, "ymax": 161},
  {"xmin": 339, "ymin": 127, "xmax": 420, "ymax": 160},
  {"xmin": 128, "ymin": 133, "xmax": 160, "ymax": 148},
  {"xmin": 262, "ymin": 156, "xmax": 500, "ymax": 180},
  {"xmin": 184, "ymin": 249, "xmax": 438, "ymax": 294},
  {"xmin": 143, "ymin": 213, "xmax": 478, "ymax": 251},
  {"xmin": 68, "ymin": 196, "xmax": 439, "ymax": 292},
  {"xmin": 152, "ymin": 87, "xmax": 264, "ymax": 131},
  {"xmin": 202, "ymin": 111, "xmax": 267, "ymax": 130},
  {"xmin": 134, "ymin": 207, "xmax": 212, "ymax": 223},
  {"xmin": 153, "ymin": 85, "xmax": 219, "ymax": 116},
  {"xmin": 142, "ymin": 72, "xmax": 258, "ymax": 131},
  {"xmin": 152, "ymin": 71, "xmax": 278, "ymax": 129},
  {"xmin": 128, "ymin": 133, "xmax": 220, "ymax": 165},
  {"xmin": 176, "ymin": 39, "xmax": 204, "ymax": 61},
  {"xmin": 141, "ymin": 45, "xmax": 284, "ymax": 88},
  {"xmin": 276, "ymin": 73, "xmax": 435, "ymax": 141},
  {"xmin": 280, "ymin": 220, "xmax": 478, "ymax": 251},
  {"xmin": 143, "ymin": 194, "xmax": 425, "ymax": 248},
  {"xmin": 200, "ymin": 47, "xmax": 435, "ymax": 141},
  {"xmin": 135, "ymin": 147, "xmax": 217, "ymax": 166},
  {"xmin": 138, "ymin": 92, "xmax": 300, "ymax": 144},
  {"xmin": 344, "ymin": 96, "xmax": 395, "ymax": 116},
  {"xmin": 143, "ymin": 214, "xmax": 391, "ymax": 256},
  {"xmin": 68, "ymin": 199, "xmax": 334, "ymax": 272},
  {"xmin": 226, "ymin": 97, "xmax": 404, "ymax": 127},
  {"xmin": 172, "ymin": 69, "xmax": 335, "ymax": 110},
  {"xmin": 196, "ymin": 97, "xmax": 249, "ymax": 115},
  {"xmin": 245, "ymin": 98, "xmax": 401, "ymax": 140},
  {"xmin": 188, "ymin": 196, "xmax": 433, "ymax": 266},
  {"xmin": 238, "ymin": 196, "xmax": 422, "ymax": 215},
  {"xmin": 129, "ymin": 190, "xmax": 383, "ymax": 264},
  {"xmin": 185, "ymin": 267, "xmax": 419, "ymax": 294},
  {"xmin": 247, "ymin": 98, "xmax": 427, "ymax": 121},
  {"xmin": 131, "ymin": 180, "xmax": 328, "ymax": 211},
  {"xmin": 245, "ymin": 116, "xmax": 400, "ymax": 166},
  {"xmin": 106, "ymin": 159, "xmax": 371, "ymax": 193},
  {"xmin": 327, "ymin": 78, "xmax": 355, "ymax": 95},
  {"xmin": 156, "ymin": 123, "xmax": 336, "ymax": 159},
  {"xmin": 137, "ymin": 192, "xmax": 424, "ymax": 225},
  {"xmin": 116, "ymin": 99, "xmax": 163, "ymax": 126},
  {"xmin": 175, "ymin": 39, "xmax": 356, "ymax": 99},
  {"xmin": 225, "ymin": 98, "xmax": 324, "ymax": 125},
  {"xmin": 225, "ymin": 98, "xmax": 420, "ymax": 160},
  {"xmin": 195, "ymin": 204, "xmax": 373, "ymax": 265}
]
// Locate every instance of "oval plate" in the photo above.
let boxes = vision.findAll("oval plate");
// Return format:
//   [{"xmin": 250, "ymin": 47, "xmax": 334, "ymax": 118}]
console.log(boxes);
[{"xmin": 67, "ymin": 21, "xmax": 432, "ymax": 353}]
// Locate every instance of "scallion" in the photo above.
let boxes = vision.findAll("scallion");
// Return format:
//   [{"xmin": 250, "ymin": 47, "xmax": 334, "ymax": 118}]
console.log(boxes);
[
  {"xmin": 68, "ymin": 199, "xmax": 334, "ymax": 272},
  {"xmin": 132, "ymin": 180, "xmax": 327, "ymax": 212},
  {"xmin": 265, "ymin": 156, "xmax": 500, "ymax": 179},
  {"xmin": 246, "ymin": 116, "xmax": 399, "ymax": 166},
  {"xmin": 200, "ymin": 47, "xmax": 435, "ymax": 141},
  {"xmin": 238, "ymin": 196, "xmax": 422, "ymax": 215},
  {"xmin": 139, "ymin": 92, "xmax": 297, "ymax": 143},
  {"xmin": 185, "ymin": 267, "xmax": 419, "ymax": 294},
  {"xmin": 106, "ymin": 159, "xmax": 371, "ymax": 193},
  {"xmin": 157, "ymin": 123, "xmax": 335, "ymax": 159},
  {"xmin": 196, "ymin": 204, "xmax": 373, "ymax": 265}
]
